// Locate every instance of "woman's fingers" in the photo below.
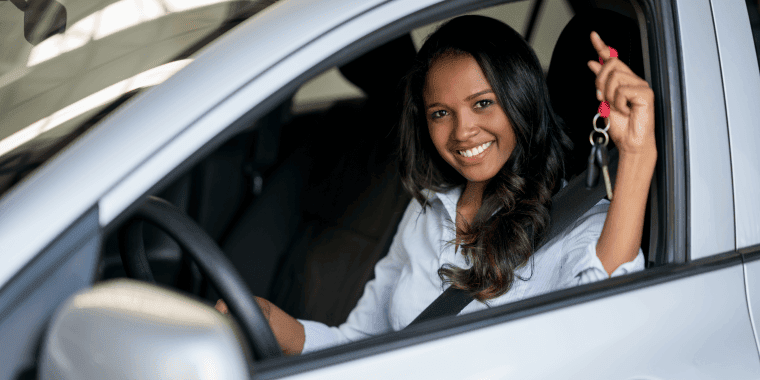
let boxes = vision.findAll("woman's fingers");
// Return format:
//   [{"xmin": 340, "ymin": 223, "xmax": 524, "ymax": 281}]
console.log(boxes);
[
  {"xmin": 603, "ymin": 71, "xmax": 649, "ymax": 114},
  {"xmin": 607, "ymin": 85, "xmax": 655, "ymax": 149},
  {"xmin": 215, "ymin": 299, "xmax": 229, "ymax": 315},
  {"xmin": 595, "ymin": 61, "xmax": 638, "ymax": 97},
  {"xmin": 591, "ymin": 31, "xmax": 610, "ymax": 62},
  {"xmin": 610, "ymin": 84, "xmax": 648, "ymax": 117}
]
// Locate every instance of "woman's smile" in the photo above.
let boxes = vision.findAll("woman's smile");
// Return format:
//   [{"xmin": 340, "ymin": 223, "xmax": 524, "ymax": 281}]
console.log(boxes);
[{"xmin": 456, "ymin": 140, "xmax": 494, "ymax": 159}]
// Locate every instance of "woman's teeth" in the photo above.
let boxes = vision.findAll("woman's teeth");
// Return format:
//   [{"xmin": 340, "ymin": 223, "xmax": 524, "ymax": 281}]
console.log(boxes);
[{"xmin": 458, "ymin": 141, "xmax": 493, "ymax": 158}]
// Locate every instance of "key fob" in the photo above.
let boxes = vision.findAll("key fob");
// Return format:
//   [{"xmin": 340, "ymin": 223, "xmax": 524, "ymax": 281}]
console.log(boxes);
[{"xmin": 586, "ymin": 144, "xmax": 600, "ymax": 189}]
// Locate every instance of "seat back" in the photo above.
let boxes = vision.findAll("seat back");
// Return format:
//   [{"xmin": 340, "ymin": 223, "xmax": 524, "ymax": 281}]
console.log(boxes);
[
  {"xmin": 264, "ymin": 35, "xmax": 416, "ymax": 325},
  {"xmin": 546, "ymin": 9, "xmax": 645, "ymax": 179}
]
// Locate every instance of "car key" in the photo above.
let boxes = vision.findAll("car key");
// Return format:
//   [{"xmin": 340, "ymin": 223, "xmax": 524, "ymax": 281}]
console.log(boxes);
[
  {"xmin": 586, "ymin": 142, "xmax": 600, "ymax": 189},
  {"xmin": 595, "ymin": 140, "xmax": 613, "ymax": 201}
]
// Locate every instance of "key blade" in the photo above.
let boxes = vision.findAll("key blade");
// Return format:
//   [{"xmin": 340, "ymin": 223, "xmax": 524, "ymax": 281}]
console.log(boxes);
[{"xmin": 602, "ymin": 166, "xmax": 613, "ymax": 201}]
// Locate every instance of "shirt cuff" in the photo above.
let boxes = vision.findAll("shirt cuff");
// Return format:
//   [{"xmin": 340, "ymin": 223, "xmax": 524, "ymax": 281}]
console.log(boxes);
[
  {"xmin": 298, "ymin": 319, "xmax": 340, "ymax": 354},
  {"xmin": 573, "ymin": 240, "xmax": 645, "ymax": 285}
]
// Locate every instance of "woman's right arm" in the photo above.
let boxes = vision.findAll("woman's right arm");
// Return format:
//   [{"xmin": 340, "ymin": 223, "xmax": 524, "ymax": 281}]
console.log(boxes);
[{"xmin": 215, "ymin": 295, "xmax": 305, "ymax": 355}]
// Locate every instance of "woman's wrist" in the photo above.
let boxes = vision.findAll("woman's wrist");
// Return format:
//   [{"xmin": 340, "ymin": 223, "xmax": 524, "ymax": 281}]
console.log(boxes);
[{"xmin": 618, "ymin": 144, "xmax": 657, "ymax": 168}]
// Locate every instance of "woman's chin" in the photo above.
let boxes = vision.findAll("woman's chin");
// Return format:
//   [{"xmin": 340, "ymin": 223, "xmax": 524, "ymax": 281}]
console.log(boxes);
[{"xmin": 460, "ymin": 170, "xmax": 497, "ymax": 184}]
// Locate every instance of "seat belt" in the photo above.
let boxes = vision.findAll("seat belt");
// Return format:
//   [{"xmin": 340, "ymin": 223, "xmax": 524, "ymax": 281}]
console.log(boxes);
[{"xmin": 407, "ymin": 148, "xmax": 619, "ymax": 327}]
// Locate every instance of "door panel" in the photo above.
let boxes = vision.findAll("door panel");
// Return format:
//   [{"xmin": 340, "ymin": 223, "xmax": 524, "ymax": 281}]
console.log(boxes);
[
  {"xmin": 675, "ymin": 0, "xmax": 736, "ymax": 260},
  {"xmin": 281, "ymin": 265, "xmax": 759, "ymax": 380},
  {"xmin": 741, "ymin": 257, "xmax": 760, "ymax": 357},
  {"xmin": 710, "ymin": 0, "xmax": 760, "ymax": 249}
]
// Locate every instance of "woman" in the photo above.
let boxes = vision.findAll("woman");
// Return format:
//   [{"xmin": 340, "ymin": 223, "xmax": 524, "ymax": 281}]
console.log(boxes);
[{"xmin": 217, "ymin": 15, "xmax": 656, "ymax": 355}]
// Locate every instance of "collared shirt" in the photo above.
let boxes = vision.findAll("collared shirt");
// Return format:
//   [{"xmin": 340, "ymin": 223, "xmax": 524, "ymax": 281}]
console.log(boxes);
[{"xmin": 298, "ymin": 185, "xmax": 645, "ymax": 353}]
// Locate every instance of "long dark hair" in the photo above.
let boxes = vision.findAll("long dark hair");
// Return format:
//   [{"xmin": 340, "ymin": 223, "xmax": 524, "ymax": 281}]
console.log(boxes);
[{"xmin": 398, "ymin": 15, "xmax": 572, "ymax": 301}]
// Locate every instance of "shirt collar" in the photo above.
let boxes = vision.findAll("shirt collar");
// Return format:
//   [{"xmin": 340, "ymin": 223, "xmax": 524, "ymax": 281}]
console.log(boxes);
[
  {"xmin": 422, "ymin": 185, "xmax": 463, "ymax": 222},
  {"xmin": 422, "ymin": 179, "xmax": 568, "ymax": 222}
]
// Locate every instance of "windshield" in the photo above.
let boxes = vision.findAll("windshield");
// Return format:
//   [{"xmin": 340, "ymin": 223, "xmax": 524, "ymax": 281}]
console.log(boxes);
[{"xmin": 0, "ymin": 0, "xmax": 277, "ymax": 198}]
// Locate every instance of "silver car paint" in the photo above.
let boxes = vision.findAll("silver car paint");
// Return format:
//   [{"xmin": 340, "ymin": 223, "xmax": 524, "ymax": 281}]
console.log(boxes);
[
  {"xmin": 0, "ymin": 0, "xmax": 385, "ymax": 289},
  {"xmin": 675, "ymin": 0, "xmax": 736, "ymax": 260},
  {"xmin": 745, "ymin": 259, "xmax": 760, "ymax": 355},
  {"xmin": 711, "ymin": 0, "xmax": 760, "ymax": 249},
  {"xmin": 40, "ymin": 279, "xmax": 251, "ymax": 380},
  {"xmin": 282, "ymin": 265, "xmax": 760, "ymax": 379}
]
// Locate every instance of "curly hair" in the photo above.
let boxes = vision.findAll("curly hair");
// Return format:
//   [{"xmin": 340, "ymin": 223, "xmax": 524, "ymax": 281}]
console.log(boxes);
[{"xmin": 397, "ymin": 15, "xmax": 573, "ymax": 301}]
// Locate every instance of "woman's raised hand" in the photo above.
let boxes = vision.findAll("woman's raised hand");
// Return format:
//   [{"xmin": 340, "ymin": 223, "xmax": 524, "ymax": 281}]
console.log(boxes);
[{"xmin": 586, "ymin": 31, "xmax": 656, "ymax": 157}]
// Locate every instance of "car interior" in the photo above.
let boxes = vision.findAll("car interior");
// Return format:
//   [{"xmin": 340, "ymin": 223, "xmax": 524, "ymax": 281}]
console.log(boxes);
[{"xmin": 96, "ymin": 0, "xmax": 659, "ymax": 354}]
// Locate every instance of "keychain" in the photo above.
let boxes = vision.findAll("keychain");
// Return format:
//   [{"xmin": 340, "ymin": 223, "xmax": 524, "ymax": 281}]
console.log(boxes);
[
  {"xmin": 587, "ymin": 113, "xmax": 613, "ymax": 200},
  {"xmin": 588, "ymin": 47, "xmax": 617, "ymax": 200}
]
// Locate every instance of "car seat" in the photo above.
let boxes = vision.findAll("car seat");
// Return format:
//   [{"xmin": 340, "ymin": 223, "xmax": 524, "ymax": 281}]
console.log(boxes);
[{"xmin": 221, "ymin": 34, "xmax": 416, "ymax": 326}]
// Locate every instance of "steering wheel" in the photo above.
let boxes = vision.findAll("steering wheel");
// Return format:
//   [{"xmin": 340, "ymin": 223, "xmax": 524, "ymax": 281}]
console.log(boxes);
[{"xmin": 117, "ymin": 195, "xmax": 282, "ymax": 360}]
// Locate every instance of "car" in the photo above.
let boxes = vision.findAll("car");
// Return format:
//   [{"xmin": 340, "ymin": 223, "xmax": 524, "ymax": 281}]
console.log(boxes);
[{"xmin": 1, "ymin": 0, "xmax": 760, "ymax": 378}]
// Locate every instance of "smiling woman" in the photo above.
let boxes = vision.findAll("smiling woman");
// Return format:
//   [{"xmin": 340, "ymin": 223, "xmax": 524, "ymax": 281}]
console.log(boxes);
[{"xmin": 226, "ymin": 13, "xmax": 653, "ymax": 356}]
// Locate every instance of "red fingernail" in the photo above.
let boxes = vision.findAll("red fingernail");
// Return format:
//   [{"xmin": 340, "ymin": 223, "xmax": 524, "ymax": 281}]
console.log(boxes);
[{"xmin": 598, "ymin": 101, "xmax": 610, "ymax": 118}]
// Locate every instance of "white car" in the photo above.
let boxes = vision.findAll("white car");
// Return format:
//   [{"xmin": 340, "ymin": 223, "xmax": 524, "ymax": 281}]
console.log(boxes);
[{"xmin": 1, "ymin": 0, "xmax": 760, "ymax": 379}]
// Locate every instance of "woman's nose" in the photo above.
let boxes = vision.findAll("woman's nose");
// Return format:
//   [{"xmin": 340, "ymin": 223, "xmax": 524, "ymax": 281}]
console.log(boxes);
[{"xmin": 453, "ymin": 112, "xmax": 478, "ymax": 141}]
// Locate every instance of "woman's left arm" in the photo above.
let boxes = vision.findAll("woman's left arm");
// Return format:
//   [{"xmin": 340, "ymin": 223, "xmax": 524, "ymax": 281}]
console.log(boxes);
[{"xmin": 587, "ymin": 31, "xmax": 657, "ymax": 276}]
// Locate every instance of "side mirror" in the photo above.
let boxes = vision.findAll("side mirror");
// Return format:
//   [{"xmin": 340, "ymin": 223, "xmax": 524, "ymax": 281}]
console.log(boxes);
[
  {"xmin": 39, "ymin": 279, "xmax": 252, "ymax": 380},
  {"xmin": 3, "ymin": 0, "xmax": 67, "ymax": 45}
]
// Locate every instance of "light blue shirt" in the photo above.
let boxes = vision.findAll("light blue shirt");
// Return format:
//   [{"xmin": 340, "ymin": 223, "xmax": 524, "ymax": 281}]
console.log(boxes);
[{"xmin": 298, "ymin": 185, "xmax": 645, "ymax": 353}]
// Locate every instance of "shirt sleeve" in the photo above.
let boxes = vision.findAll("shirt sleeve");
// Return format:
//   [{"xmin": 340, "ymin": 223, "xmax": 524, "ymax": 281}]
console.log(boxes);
[
  {"xmin": 559, "ymin": 199, "xmax": 645, "ymax": 288},
  {"xmin": 297, "ymin": 199, "xmax": 419, "ymax": 354}
]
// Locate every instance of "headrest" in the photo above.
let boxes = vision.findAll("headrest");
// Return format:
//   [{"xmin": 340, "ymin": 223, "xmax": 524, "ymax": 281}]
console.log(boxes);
[
  {"xmin": 546, "ymin": 9, "xmax": 645, "ymax": 178},
  {"xmin": 339, "ymin": 34, "xmax": 417, "ymax": 102}
]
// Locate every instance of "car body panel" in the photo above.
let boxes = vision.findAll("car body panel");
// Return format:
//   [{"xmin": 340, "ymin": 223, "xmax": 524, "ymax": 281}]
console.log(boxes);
[
  {"xmin": 0, "ymin": 0, "xmax": 384, "ymax": 290},
  {"xmin": 743, "ymin": 258, "xmax": 760, "ymax": 360},
  {"xmin": 674, "ymin": 0, "xmax": 736, "ymax": 260},
  {"xmin": 0, "ymin": 207, "xmax": 100, "ymax": 380},
  {"xmin": 711, "ymin": 0, "xmax": 760, "ymax": 249},
  {"xmin": 277, "ymin": 265, "xmax": 760, "ymax": 380}
]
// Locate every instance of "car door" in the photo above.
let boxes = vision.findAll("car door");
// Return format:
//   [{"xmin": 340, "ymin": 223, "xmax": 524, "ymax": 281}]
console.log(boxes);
[
  {"xmin": 714, "ymin": 0, "xmax": 760, "ymax": 353},
  {"xmin": 250, "ymin": 1, "xmax": 760, "ymax": 378}
]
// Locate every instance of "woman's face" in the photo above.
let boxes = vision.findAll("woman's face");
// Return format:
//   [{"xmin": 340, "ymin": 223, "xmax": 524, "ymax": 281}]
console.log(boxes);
[{"xmin": 423, "ymin": 53, "xmax": 517, "ymax": 185}]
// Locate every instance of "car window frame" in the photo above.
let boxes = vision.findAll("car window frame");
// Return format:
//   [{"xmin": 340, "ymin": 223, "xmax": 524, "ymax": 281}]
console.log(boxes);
[{"xmin": 99, "ymin": 0, "xmax": 686, "ymax": 375}]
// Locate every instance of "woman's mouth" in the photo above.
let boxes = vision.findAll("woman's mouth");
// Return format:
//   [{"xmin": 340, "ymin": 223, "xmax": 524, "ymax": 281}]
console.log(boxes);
[{"xmin": 457, "ymin": 141, "xmax": 493, "ymax": 158}]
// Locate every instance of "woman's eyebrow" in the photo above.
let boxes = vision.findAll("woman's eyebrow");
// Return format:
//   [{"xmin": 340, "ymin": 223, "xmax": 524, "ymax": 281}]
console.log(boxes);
[
  {"xmin": 426, "ymin": 89, "xmax": 494, "ymax": 110},
  {"xmin": 466, "ymin": 89, "xmax": 494, "ymax": 100}
]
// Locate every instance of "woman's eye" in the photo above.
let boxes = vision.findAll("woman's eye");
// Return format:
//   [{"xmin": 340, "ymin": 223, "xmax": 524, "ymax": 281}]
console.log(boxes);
[
  {"xmin": 475, "ymin": 99, "xmax": 494, "ymax": 109},
  {"xmin": 431, "ymin": 110, "xmax": 448, "ymax": 119}
]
